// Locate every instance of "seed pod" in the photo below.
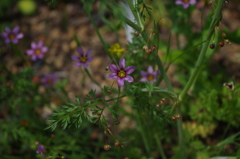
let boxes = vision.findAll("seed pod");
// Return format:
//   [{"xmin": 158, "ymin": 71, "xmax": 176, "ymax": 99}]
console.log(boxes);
[
  {"xmin": 134, "ymin": 31, "xmax": 139, "ymax": 36},
  {"xmin": 222, "ymin": 33, "xmax": 226, "ymax": 37},
  {"xmin": 225, "ymin": 39, "xmax": 230, "ymax": 44},
  {"xmin": 175, "ymin": 114, "xmax": 182, "ymax": 120},
  {"xmin": 114, "ymin": 141, "xmax": 121, "ymax": 147},
  {"xmin": 151, "ymin": 45, "xmax": 157, "ymax": 51},
  {"xmin": 209, "ymin": 43, "xmax": 215, "ymax": 49},
  {"xmin": 171, "ymin": 116, "xmax": 176, "ymax": 121},
  {"xmin": 51, "ymin": 134, "xmax": 55, "ymax": 138},
  {"xmin": 142, "ymin": 45, "xmax": 148, "ymax": 51},
  {"xmin": 104, "ymin": 145, "xmax": 111, "ymax": 151},
  {"xmin": 218, "ymin": 41, "xmax": 224, "ymax": 47},
  {"xmin": 225, "ymin": 0, "xmax": 229, "ymax": 4},
  {"xmin": 106, "ymin": 89, "xmax": 112, "ymax": 94},
  {"xmin": 145, "ymin": 49, "xmax": 152, "ymax": 54}
]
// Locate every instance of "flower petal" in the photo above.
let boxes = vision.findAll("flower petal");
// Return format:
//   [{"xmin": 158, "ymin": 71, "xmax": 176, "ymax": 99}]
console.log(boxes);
[
  {"xmin": 85, "ymin": 49, "xmax": 92, "ymax": 57},
  {"xmin": 140, "ymin": 77, "xmax": 148, "ymax": 82},
  {"xmin": 189, "ymin": 0, "xmax": 196, "ymax": 4},
  {"xmin": 37, "ymin": 41, "xmax": 43, "ymax": 47},
  {"xmin": 119, "ymin": 58, "xmax": 125, "ymax": 69},
  {"xmin": 83, "ymin": 63, "xmax": 88, "ymax": 68},
  {"xmin": 5, "ymin": 27, "xmax": 11, "ymax": 33},
  {"xmin": 86, "ymin": 57, "xmax": 94, "ymax": 62},
  {"xmin": 183, "ymin": 3, "xmax": 189, "ymax": 8},
  {"xmin": 12, "ymin": 39, "xmax": 18, "ymax": 44},
  {"xmin": 32, "ymin": 55, "xmax": 37, "ymax": 61},
  {"xmin": 1, "ymin": 33, "xmax": 8, "ymax": 38},
  {"xmin": 175, "ymin": 0, "xmax": 183, "ymax": 4},
  {"xmin": 12, "ymin": 26, "xmax": 20, "ymax": 34},
  {"xmin": 16, "ymin": 33, "xmax": 24, "ymax": 39},
  {"xmin": 109, "ymin": 64, "xmax": 118, "ymax": 73},
  {"xmin": 71, "ymin": 55, "xmax": 79, "ymax": 60},
  {"xmin": 31, "ymin": 42, "xmax": 37, "ymax": 49},
  {"xmin": 75, "ymin": 62, "xmax": 82, "ymax": 67},
  {"xmin": 125, "ymin": 66, "xmax": 136, "ymax": 74},
  {"xmin": 140, "ymin": 71, "xmax": 148, "ymax": 77},
  {"xmin": 117, "ymin": 78, "xmax": 124, "ymax": 87},
  {"xmin": 5, "ymin": 39, "xmax": 10, "ymax": 43},
  {"xmin": 77, "ymin": 47, "xmax": 84, "ymax": 56},
  {"xmin": 124, "ymin": 75, "xmax": 134, "ymax": 83},
  {"xmin": 41, "ymin": 46, "xmax": 48, "ymax": 53},
  {"xmin": 108, "ymin": 73, "xmax": 118, "ymax": 79},
  {"xmin": 26, "ymin": 49, "xmax": 34, "ymax": 55},
  {"xmin": 38, "ymin": 54, "xmax": 44, "ymax": 59},
  {"xmin": 147, "ymin": 66, "xmax": 153, "ymax": 73}
]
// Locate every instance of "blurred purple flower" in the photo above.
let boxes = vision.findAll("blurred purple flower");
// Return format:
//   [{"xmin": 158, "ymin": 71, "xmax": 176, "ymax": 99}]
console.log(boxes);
[
  {"xmin": 26, "ymin": 41, "xmax": 48, "ymax": 61},
  {"xmin": 1, "ymin": 26, "xmax": 24, "ymax": 44},
  {"xmin": 108, "ymin": 58, "xmax": 135, "ymax": 87},
  {"xmin": 40, "ymin": 73, "xmax": 57, "ymax": 87},
  {"xmin": 175, "ymin": 0, "xmax": 196, "ymax": 8},
  {"xmin": 71, "ymin": 47, "xmax": 94, "ymax": 68},
  {"xmin": 140, "ymin": 66, "xmax": 159, "ymax": 83},
  {"xmin": 36, "ymin": 145, "xmax": 45, "ymax": 155}
]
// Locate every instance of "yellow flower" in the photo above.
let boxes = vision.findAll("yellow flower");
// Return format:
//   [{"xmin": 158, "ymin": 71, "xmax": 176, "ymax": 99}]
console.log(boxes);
[{"xmin": 108, "ymin": 43, "xmax": 124, "ymax": 57}]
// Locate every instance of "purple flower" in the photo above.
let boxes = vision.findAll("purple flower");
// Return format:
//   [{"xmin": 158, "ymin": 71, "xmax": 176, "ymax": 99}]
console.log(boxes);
[
  {"xmin": 140, "ymin": 66, "xmax": 159, "ymax": 83},
  {"xmin": 26, "ymin": 41, "xmax": 48, "ymax": 61},
  {"xmin": 108, "ymin": 58, "xmax": 135, "ymax": 87},
  {"xmin": 71, "ymin": 47, "xmax": 94, "ymax": 68},
  {"xmin": 1, "ymin": 26, "xmax": 24, "ymax": 44},
  {"xmin": 40, "ymin": 73, "xmax": 58, "ymax": 87},
  {"xmin": 175, "ymin": 0, "xmax": 196, "ymax": 8},
  {"xmin": 36, "ymin": 145, "xmax": 45, "ymax": 155}
]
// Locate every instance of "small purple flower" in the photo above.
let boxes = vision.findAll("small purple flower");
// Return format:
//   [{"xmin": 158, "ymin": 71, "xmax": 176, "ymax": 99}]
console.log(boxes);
[
  {"xmin": 71, "ymin": 47, "xmax": 94, "ymax": 68},
  {"xmin": 1, "ymin": 26, "xmax": 24, "ymax": 44},
  {"xmin": 108, "ymin": 58, "xmax": 135, "ymax": 87},
  {"xmin": 140, "ymin": 66, "xmax": 159, "ymax": 83},
  {"xmin": 40, "ymin": 73, "xmax": 58, "ymax": 87},
  {"xmin": 36, "ymin": 145, "xmax": 45, "ymax": 155},
  {"xmin": 26, "ymin": 41, "xmax": 48, "ymax": 61},
  {"xmin": 175, "ymin": 0, "xmax": 196, "ymax": 9}
]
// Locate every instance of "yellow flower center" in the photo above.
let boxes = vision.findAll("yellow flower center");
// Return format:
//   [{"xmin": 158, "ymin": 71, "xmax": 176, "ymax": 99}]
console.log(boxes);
[
  {"xmin": 47, "ymin": 79, "xmax": 53, "ymax": 84},
  {"xmin": 35, "ymin": 49, "xmax": 41, "ymax": 55},
  {"xmin": 118, "ymin": 70, "xmax": 126, "ymax": 78},
  {"xmin": 183, "ymin": 0, "xmax": 189, "ymax": 3},
  {"xmin": 80, "ymin": 56, "xmax": 87, "ymax": 62},
  {"xmin": 147, "ymin": 75, "xmax": 154, "ymax": 81},
  {"xmin": 9, "ymin": 34, "xmax": 15, "ymax": 39}
]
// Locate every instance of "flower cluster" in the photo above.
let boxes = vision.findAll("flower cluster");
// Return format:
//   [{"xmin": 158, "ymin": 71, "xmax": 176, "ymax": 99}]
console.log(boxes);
[
  {"xmin": 175, "ymin": 0, "xmax": 196, "ymax": 9},
  {"xmin": 1, "ymin": 26, "xmax": 24, "ymax": 44}
]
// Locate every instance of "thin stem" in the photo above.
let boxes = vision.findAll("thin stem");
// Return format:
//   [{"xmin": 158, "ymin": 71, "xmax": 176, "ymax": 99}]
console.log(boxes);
[
  {"xmin": 179, "ymin": 0, "xmax": 224, "ymax": 102},
  {"xmin": 84, "ymin": 68, "xmax": 101, "ymax": 88},
  {"xmin": 154, "ymin": 134, "xmax": 167, "ymax": 159},
  {"xmin": 136, "ymin": 111, "xmax": 152, "ymax": 158},
  {"xmin": 85, "ymin": 11, "xmax": 115, "ymax": 64},
  {"xmin": 177, "ymin": 1, "xmax": 224, "ymax": 158}
]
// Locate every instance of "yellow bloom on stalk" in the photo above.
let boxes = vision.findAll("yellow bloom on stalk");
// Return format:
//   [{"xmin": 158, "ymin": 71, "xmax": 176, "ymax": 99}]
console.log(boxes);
[{"xmin": 108, "ymin": 43, "xmax": 124, "ymax": 57}]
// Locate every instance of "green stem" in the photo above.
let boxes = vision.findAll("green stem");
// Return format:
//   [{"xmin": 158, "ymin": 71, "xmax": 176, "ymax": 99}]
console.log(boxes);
[
  {"xmin": 179, "ymin": 0, "xmax": 224, "ymax": 102},
  {"xmin": 154, "ymin": 134, "xmax": 167, "ymax": 159},
  {"xmin": 136, "ymin": 111, "xmax": 152, "ymax": 158},
  {"xmin": 10, "ymin": 43, "xmax": 25, "ymax": 61},
  {"xmin": 85, "ymin": 11, "xmax": 115, "ymax": 64},
  {"xmin": 177, "ymin": 1, "xmax": 224, "ymax": 158},
  {"xmin": 84, "ymin": 68, "xmax": 101, "ymax": 88}
]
